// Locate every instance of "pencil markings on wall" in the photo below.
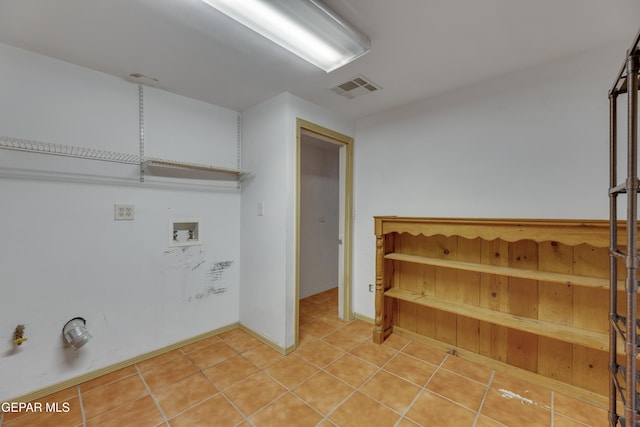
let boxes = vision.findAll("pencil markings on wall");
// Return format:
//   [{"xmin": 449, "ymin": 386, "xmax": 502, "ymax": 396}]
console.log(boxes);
[
  {"xmin": 191, "ymin": 261, "xmax": 233, "ymax": 300},
  {"xmin": 191, "ymin": 259, "xmax": 206, "ymax": 271}
]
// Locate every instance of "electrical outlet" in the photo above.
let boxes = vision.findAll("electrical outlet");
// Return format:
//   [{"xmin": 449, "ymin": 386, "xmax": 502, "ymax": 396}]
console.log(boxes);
[
  {"xmin": 114, "ymin": 204, "xmax": 135, "ymax": 220},
  {"xmin": 369, "ymin": 284, "xmax": 374, "ymax": 293}
]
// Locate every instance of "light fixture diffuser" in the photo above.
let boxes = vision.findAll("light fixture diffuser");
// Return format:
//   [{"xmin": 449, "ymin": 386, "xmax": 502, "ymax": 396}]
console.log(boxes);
[{"xmin": 201, "ymin": 0, "xmax": 370, "ymax": 72}]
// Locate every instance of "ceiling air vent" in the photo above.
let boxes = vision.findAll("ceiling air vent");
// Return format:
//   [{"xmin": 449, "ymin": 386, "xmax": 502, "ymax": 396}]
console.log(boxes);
[{"xmin": 331, "ymin": 75, "xmax": 381, "ymax": 99}]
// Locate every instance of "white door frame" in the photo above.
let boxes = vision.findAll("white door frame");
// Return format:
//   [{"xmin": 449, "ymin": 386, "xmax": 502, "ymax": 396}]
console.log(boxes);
[{"xmin": 295, "ymin": 118, "xmax": 354, "ymax": 348}]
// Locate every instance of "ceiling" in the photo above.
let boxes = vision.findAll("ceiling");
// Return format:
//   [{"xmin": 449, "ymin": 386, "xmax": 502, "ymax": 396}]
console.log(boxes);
[{"xmin": 0, "ymin": 0, "xmax": 639, "ymax": 120}]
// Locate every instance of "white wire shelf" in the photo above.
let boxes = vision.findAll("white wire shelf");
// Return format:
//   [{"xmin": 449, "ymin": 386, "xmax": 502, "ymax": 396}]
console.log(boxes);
[{"xmin": 0, "ymin": 136, "xmax": 252, "ymax": 180}]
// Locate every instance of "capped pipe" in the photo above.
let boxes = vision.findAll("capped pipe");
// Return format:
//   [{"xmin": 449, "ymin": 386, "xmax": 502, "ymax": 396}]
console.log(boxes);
[{"xmin": 63, "ymin": 317, "xmax": 92, "ymax": 350}]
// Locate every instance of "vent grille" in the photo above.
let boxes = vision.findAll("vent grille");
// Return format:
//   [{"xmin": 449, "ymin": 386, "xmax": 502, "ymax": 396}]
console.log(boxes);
[{"xmin": 331, "ymin": 75, "xmax": 381, "ymax": 99}]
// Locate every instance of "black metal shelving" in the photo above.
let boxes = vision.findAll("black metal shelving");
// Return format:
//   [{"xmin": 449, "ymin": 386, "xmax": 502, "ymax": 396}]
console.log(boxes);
[{"xmin": 609, "ymin": 27, "xmax": 640, "ymax": 427}]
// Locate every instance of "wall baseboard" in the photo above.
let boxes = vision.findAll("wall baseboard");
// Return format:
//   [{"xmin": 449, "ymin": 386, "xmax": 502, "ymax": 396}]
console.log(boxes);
[
  {"xmin": 9, "ymin": 322, "xmax": 243, "ymax": 403},
  {"xmin": 354, "ymin": 313, "xmax": 374, "ymax": 324},
  {"xmin": 9, "ymin": 314, "xmax": 371, "ymax": 403}
]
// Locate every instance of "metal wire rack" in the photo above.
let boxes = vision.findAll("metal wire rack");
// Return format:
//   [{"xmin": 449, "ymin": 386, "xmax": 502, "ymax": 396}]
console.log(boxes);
[
  {"xmin": 609, "ymin": 27, "xmax": 640, "ymax": 427},
  {"xmin": 0, "ymin": 135, "xmax": 252, "ymax": 180}
]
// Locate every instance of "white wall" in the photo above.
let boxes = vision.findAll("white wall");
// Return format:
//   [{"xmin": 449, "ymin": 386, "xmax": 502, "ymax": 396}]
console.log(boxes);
[
  {"xmin": 299, "ymin": 138, "xmax": 339, "ymax": 299},
  {"xmin": 240, "ymin": 93, "xmax": 354, "ymax": 350},
  {"xmin": 0, "ymin": 43, "xmax": 241, "ymax": 401},
  {"xmin": 352, "ymin": 41, "xmax": 625, "ymax": 318},
  {"xmin": 239, "ymin": 94, "xmax": 290, "ymax": 348}
]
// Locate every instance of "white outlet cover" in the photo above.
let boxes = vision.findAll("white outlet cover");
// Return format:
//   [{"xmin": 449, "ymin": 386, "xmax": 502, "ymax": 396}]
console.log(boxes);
[{"xmin": 115, "ymin": 204, "xmax": 135, "ymax": 220}]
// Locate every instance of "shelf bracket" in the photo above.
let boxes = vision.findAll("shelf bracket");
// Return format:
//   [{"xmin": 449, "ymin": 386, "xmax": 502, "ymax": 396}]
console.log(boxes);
[{"xmin": 139, "ymin": 84, "xmax": 145, "ymax": 183}]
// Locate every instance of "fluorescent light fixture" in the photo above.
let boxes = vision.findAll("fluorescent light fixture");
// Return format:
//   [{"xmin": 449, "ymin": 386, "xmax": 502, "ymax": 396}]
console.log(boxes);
[{"xmin": 201, "ymin": 0, "xmax": 370, "ymax": 72}]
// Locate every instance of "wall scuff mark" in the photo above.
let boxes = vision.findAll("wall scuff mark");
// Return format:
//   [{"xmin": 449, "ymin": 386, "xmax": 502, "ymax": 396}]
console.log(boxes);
[{"xmin": 190, "ymin": 261, "xmax": 233, "ymax": 301}]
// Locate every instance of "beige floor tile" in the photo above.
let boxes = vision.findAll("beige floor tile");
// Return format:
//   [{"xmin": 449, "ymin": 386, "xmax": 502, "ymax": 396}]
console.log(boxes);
[
  {"xmin": 322, "ymin": 327, "xmax": 368, "ymax": 352},
  {"xmin": 405, "ymin": 390, "xmax": 477, "ymax": 427},
  {"xmin": 349, "ymin": 340, "xmax": 398, "ymax": 367},
  {"xmin": 381, "ymin": 333, "xmax": 411, "ymax": 350},
  {"xmin": 553, "ymin": 393, "xmax": 608, "ymax": 426},
  {"xmin": 303, "ymin": 304, "xmax": 334, "ymax": 319},
  {"xmin": 401, "ymin": 341, "xmax": 448, "ymax": 366},
  {"xmin": 329, "ymin": 392, "xmax": 400, "ymax": 427},
  {"xmin": 475, "ymin": 415, "xmax": 508, "ymax": 426},
  {"xmin": 298, "ymin": 328, "xmax": 319, "ymax": 346},
  {"xmin": 136, "ymin": 349, "xmax": 183, "ymax": 371},
  {"xmin": 299, "ymin": 311, "xmax": 316, "ymax": 326},
  {"xmin": 86, "ymin": 396, "xmax": 164, "ymax": 427},
  {"xmin": 325, "ymin": 354, "xmax": 378, "ymax": 388},
  {"xmin": 223, "ymin": 331, "xmax": 263, "ymax": 353},
  {"xmin": 81, "ymin": 374, "xmax": 148, "ymax": 420},
  {"xmin": 341, "ymin": 320, "xmax": 374, "ymax": 338},
  {"xmin": 180, "ymin": 335, "xmax": 221, "ymax": 354},
  {"xmin": 139, "ymin": 356, "xmax": 199, "ymax": 392},
  {"xmin": 217, "ymin": 328, "xmax": 243, "ymax": 339},
  {"xmin": 426, "ymin": 369, "xmax": 488, "ymax": 410},
  {"xmin": 383, "ymin": 353, "xmax": 437, "ymax": 386},
  {"xmin": 203, "ymin": 355, "xmax": 259, "ymax": 390},
  {"xmin": 441, "ymin": 354, "xmax": 494, "ymax": 385},
  {"xmin": 360, "ymin": 370, "xmax": 421, "ymax": 413},
  {"xmin": 153, "ymin": 373, "xmax": 218, "ymax": 418},
  {"xmin": 265, "ymin": 355, "xmax": 319, "ymax": 389},
  {"xmin": 249, "ymin": 393, "xmax": 323, "ymax": 427},
  {"xmin": 554, "ymin": 414, "xmax": 590, "ymax": 426},
  {"xmin": 241, "ymin": 344, "xmax": 285, "ymax": 370},
  {"xmin": 316, "ymin": 419, "xmax": 338, "ymax": 427},
  {"xmin": 294, "ymin": 340, "xmax": 345, "ymax": 367},
  {"xmin": 224, "ymin": 372, "xmax": 287, "ymax": 416},
  {"xmin": 299, "ymin": 299, "xmax": 317, "ymax": 311},
  {"xmin": 490, "ymin": 371, "xmax": 551, "ymax": 408},
  {"xmin": 480, "ymin": 387, "xmax": 551, "ymax": 426},
  {"xmin": 293, "ymin": 372, "xmax": 354, "ymax": 415},
  {"xmin": 169, "ymin": 394, "xmax": 243, "ymax": 427},
  {"xmin": 186, "ymin": 341, "xmax": 238, "ymax": 370},
  {"xmin": 29, "ymin": 386, "xmax": 78, "ymax": 403},
  {"xmin": 317, "ymin": 315, "xmax": 348, "ymax": 329},
  {"xmin": 395, "ymin": 417, "xmax": 422, "ymax": 427},
  {"xmin": 301, "ymin": 319, "xmax": 341, "ymax": 338},
  {"xmin": 303, "ymin": 292, "xmax": 332, "ymax": 305},
  {"xmin": 80, "ymin": 366, "xmax": 137, "ymax": 393}
]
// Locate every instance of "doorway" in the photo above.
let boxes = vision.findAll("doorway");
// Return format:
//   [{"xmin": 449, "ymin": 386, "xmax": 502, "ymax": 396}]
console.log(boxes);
[{"xmin": 295, "ymin": 118, "xmax": 353, "ymax": 348}]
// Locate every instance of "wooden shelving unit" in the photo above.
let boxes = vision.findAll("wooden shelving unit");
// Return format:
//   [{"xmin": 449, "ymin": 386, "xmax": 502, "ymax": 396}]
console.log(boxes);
[
  {"xmin": 384, "ymin": 252, "xmax": 624, "ymax": 290},
  {"xmin": 384, "ymin": 287, "xmax": 624, "ymax": 354},
  {"xmin": 373, "ymin": 216, "xmax": 630, "ymax": 402}
]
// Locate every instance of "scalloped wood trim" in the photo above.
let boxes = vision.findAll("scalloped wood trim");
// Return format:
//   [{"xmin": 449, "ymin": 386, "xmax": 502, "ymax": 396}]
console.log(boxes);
[{"xmin": 374, "ymin": 217, "xmax": 622, "ymax": 248}]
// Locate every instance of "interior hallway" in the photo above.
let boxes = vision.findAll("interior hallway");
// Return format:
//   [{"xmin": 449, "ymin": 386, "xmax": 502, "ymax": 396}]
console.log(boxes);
[{"xmin": 0, "ymin": 288, "xmax": 606, "ymax": 426}]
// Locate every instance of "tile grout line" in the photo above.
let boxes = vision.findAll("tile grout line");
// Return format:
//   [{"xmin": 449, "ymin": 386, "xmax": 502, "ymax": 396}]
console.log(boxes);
[
  {"xmin": 471, "ymin": 370, "xmax": 495, "ymax": 427},
  {"xmin": 292, "ymin": 335, "xmax": 397, "ymax": 426},
  {"xmin": 322, "ymin": 341, "xmax": 409, "ymax": 423},
  {"xmin": 394, "ymin": 352, "xmax": 450, "ymax": 426},
  {"xmin": 134, "ymin": 365, "xmax": 169, "ymax": 424},
  {"xmin": 76, "ymin": 385, "xmax": 86, "ymax": 427},
  {"xmin": 163, "ymin": 343, "xmax": 259, "ymax": 425}
]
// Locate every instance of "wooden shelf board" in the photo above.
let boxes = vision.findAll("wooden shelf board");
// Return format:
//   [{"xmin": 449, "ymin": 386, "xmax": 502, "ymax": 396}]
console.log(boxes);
[
  {"xmin": 384, "ymin": 287, "xmax": 614, "ymax": 353},
  {"xmin": 384, "ymin": 252, "xmax": 623, "ymax": 290}
]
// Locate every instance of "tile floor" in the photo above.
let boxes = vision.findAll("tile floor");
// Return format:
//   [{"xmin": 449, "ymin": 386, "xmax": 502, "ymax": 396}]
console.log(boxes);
[{"xmin": 0, "ymin": 287, "xmax": 608, "ymax": 426}]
